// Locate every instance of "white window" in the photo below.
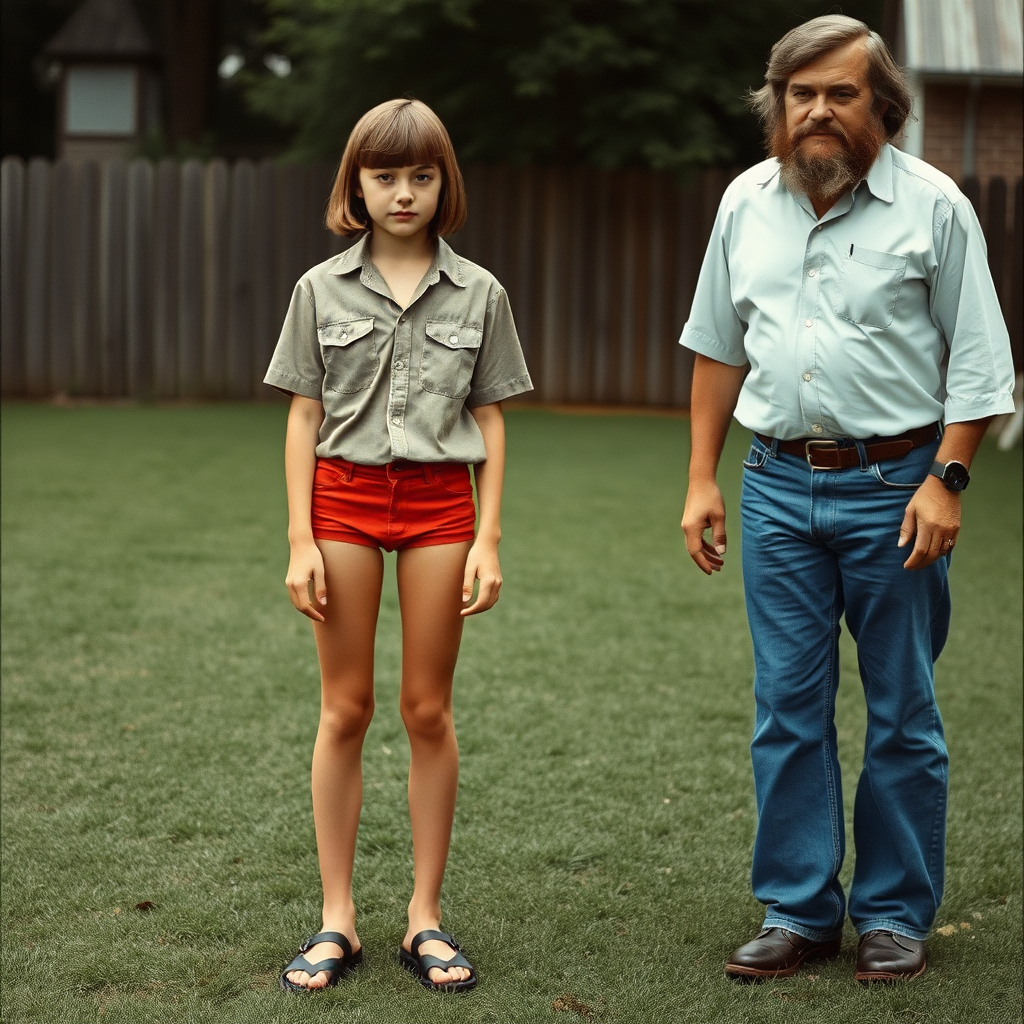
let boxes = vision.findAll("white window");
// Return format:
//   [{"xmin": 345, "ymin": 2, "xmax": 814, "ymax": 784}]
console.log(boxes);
[{"xmin": 66, "ymin": 66, "xmax": 136, "ymax": 135}]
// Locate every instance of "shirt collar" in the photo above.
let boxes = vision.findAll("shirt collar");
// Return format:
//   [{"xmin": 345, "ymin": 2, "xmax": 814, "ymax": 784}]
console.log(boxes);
[
  {"xmin": 861, "ymin": 143, "xmax": 895, "ymax": 203},
  {"xmin": 327, "ymin": 233, "xmax": 466, "ymax": 287},
  {"xmin": 755, "ymin": 144, "xmax": 895, "ymax": 205}
]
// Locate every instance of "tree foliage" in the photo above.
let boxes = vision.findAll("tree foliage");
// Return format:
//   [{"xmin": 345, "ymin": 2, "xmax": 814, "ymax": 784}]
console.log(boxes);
[{"xmin": 244, "ymin": 0, "xmax": 883, "ymax": 169}]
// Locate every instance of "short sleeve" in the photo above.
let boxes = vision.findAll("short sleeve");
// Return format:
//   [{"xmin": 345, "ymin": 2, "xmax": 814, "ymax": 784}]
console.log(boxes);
[
  {"xmin": 263, "ymin": 280, "xmax": 324, "ymax": 399},
  {"xmin": 930, "ymin": 198, "xmax": 1016, "ymax": 423},
  {"xmin": 466, "ymin": 287, "xmax": 534, "ymax": 407},
  {"xmin": 678, "ymin": 199, "xmax": 748, "ymax": 366}
]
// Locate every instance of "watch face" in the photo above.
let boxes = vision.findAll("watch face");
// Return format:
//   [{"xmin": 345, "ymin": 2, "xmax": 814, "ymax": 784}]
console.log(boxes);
[{"xmin": 944, "ymin": 462, "xmax": 970, "ymax": 490}]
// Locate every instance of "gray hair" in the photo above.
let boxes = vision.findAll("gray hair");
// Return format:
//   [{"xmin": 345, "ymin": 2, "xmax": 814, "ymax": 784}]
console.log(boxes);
[{"xmin": 748, "ymin": 15, "xmax": 913, "ymax": 141}]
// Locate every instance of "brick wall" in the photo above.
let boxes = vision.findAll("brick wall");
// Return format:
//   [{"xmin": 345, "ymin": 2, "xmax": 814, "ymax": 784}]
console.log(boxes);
[{"xmin": 922, "ymin": 83, "xmax": 1023, "ymax": 187}]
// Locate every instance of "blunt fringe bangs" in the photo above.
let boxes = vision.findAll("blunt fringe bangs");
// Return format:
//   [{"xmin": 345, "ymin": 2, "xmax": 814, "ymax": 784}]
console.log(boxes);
[
  {"xmin": 747, "ymin": 15, "xmax": 913, "ymax": 142},
  {"xmin": 326, "ymin": 99, "xmax": 467, "ymax": 238}
]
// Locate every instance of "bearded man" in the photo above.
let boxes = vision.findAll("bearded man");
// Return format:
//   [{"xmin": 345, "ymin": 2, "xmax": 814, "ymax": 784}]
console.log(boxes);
[{"xmin": 680, "ymin": 16, "xmax": 1015, "ymax": 983}]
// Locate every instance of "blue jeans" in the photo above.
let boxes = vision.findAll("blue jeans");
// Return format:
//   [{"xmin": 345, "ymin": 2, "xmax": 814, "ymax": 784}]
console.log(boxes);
[{"xmin": 740, "ymin": 434, "xmax": 950, "ymax": 942}]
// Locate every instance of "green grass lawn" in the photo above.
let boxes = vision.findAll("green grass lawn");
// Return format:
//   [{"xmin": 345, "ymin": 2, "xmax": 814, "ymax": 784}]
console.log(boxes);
[{"xmin": 2, "ymin": 403, "xmax": 1021, "ymax": 1024}]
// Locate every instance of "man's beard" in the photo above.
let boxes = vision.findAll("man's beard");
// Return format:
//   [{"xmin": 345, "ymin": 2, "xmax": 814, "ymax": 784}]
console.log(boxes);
[{"xmin": 770, "ymin": 116, "xmax": 885, "ymax": 207}]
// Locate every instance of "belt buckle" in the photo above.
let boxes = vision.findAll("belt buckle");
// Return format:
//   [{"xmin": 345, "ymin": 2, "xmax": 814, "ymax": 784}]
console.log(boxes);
[{"xmin": 805, "ymin": 439, "xmax": 840, "ymax": 468}]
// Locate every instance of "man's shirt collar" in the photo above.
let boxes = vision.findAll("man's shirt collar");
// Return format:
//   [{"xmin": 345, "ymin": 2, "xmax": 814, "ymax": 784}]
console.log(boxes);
[{"xmin": 755, "ymin": 144, "xmax": 895, "ymax": 206}]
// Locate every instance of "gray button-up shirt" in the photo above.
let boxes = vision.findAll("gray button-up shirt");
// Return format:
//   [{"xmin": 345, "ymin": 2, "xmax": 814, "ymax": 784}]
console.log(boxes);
[
  {"xmin": 264, "ymin": 235, "xmax": 533, "ymax": 464},
  {"xmin": 680, "ymin": 144, "xmax": 1016, "ymax": 439}
]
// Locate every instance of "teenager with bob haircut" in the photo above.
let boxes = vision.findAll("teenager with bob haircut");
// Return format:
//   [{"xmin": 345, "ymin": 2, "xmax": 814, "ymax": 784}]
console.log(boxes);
[{"xmin": 264, "ymin": 97, "xmax": 532, "ymax": 995}]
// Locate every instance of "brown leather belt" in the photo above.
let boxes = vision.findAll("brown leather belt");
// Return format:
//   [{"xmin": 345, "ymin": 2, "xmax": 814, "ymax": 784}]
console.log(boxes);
[{"xmin": 755, "ymin": 423, "xmax": 940, "ymax": 469}]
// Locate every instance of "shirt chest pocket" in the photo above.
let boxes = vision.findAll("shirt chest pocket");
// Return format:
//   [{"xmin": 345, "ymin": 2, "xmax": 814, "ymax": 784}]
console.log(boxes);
[
  {"xmin": 420, "ymin": 322, "xmax": 483, "ymax": 399},
  {"xmin": 318, "ymin": 318, "xmax": 378, "ymax": 394},
  {"xmin": 833, "ymin": 247, "xmax": 907, "ymax": 329}
]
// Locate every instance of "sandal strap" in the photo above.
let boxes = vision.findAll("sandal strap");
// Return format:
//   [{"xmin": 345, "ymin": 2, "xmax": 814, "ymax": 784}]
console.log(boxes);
[
  {"xmin": 282, "ymin": 952, "xmax": 344, "ymax": 976},
  {"xmin": 417, "ymin": 950, "xmax": 473, "ymax": 974},
  {"xmin": 300, "ymin": 931, "xmax": 352, "ymax": 956},
  {"xmin": 409, "ymin": 929, "xmax": 460, "ymax": 955}
]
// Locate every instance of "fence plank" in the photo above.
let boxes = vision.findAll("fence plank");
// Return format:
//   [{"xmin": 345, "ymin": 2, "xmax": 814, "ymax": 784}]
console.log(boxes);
[
  {"xmin": 590, "ymin": 170, "xmax": 614, "ymax": 403},
  {"xmin": 99, "ymin": 161, "xmax": 127, "ymax": 396},
  {"xmin": 1011, "ymin": 178, "xmax": 1023, "ymax": 372},
  {"xmin": 153, "ymin": 159, "xmax": 179, "ymax": 397},
  {"xmin": 277, "ymin": 163, "xmax": 307, "ymax": 328},
  {"xmin": 565, "ymin": 166, "xmax": 593, "ymax": 403},
  {"xmin": 1, "ymin": 158, "xmax": 26, "ymax": 396},
  {"xmin": 227, "ymin": 160, "xmax": 255, "ymax": 399},
  {"xmin": 539, "ymin": 168, "xmax": 569, "ymax": 402},
  {"xmin": 48, "ymin": 160, "xmax": 77, "ymax": 394},
  {"xmin": 204, "ymin": 159, "xmax": 230, "ymax": 396},
  {"xmin": 24, "ymin": 159, "xmax": 52, "ymax": 397},
  {"xmin": 125, "ymin": 159, "xmax": 154, "ymax": 396},
  {"xmin": 72, "ymin": 162, "xmax": 100, "ymax": 395},
  {"xmin": 177, "ymin": 160, "xmax": 205, "ymax": 398},
  {"xmin": 643, "ymin": 172, "xmax": 670, "ymax": 406},
  {"xmin": 252, "ymin": 158, "xmax": 278, "ymax": 394}
]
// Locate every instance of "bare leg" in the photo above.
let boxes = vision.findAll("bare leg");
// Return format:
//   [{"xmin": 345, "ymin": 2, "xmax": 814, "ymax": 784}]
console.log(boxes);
[
  {"xmin": 397, "ymin": 541, "xmax": 474, "ymax": 985},
  {"xmin": 286, "ymin": 540, "xmax": 383, "ymax": 990}
]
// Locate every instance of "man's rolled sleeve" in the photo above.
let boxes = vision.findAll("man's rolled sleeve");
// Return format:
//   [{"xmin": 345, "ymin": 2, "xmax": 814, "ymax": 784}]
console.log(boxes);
[
  {"xmin": 263, "ymin": 281, "xmax": 324, "ymax": 400},
  {"xmin": 931, "ymin": 198, "xmax": 1016, "ymax": 424},
  {"xmin": 679, "ymin": 204, "xmax": 748, "ymax": 366},
  {"xmin": 466, "ymin": 288, "xmax": 534, "ymax": 407}
]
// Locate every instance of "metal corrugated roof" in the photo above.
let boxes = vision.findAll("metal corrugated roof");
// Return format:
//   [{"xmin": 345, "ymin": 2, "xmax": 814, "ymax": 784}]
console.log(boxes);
[
  {"xmin": 903, "ymin": 0, "xmax": 1023, "ymax": 76},
  {"xmin": 45, "ymin": 0, "xmax": 156, "ymax": 59}
]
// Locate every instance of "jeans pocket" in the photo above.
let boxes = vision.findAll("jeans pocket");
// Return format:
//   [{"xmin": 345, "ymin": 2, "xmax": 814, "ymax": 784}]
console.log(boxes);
[
  {"xmin": 743, "ymin": 438, "xmax": 772, "ymax": 471},
  {"xmin": 870, "ymin": 458, "xmax": 927, "ymax": 489},
  {"xmin": 428, "ymin": 463, "xmax": 474, "ymax": 495}
]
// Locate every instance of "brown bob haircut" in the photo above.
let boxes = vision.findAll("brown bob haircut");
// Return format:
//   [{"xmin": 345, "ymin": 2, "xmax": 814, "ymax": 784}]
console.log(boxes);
[
  {"xmin": 748, "ymin": 15, "xmax": 913, "ymax": 142},
  {"xmin": 326, "ymin": 99, "xmax": 467, "ymax": 238}
]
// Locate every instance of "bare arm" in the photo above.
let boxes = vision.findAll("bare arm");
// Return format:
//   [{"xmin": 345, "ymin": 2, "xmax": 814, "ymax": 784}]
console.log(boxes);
[
  {"xmin": 284, "ymin": 394, "xmax": 328, "ymax": 621},
  {"xmin": 681, "ymin": 354, "xmax": 748, "ymax": 574},
  {"xmin": 898, "ymin": 418, "xmax": 991, "ymax": 569},
  {"xmin": 462, "ymin": 401, "xmax": 506, "ymax": 615}
]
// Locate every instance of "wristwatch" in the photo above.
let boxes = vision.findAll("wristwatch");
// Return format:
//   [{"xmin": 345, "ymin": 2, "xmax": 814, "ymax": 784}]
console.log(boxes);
[{"xmin": 929, "ymin": 460, "xmax": 970, "ymax": 492}]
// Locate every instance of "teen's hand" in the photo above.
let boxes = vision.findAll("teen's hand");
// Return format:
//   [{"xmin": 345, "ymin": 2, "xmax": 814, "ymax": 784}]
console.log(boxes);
[
  {"xmin": 286, "ymin": 540, "xmax": 327, "ymax": 622},
  {"xmin": 681, "ymin": 478, "xmax": 728, "ymax": 574},
  {"xmin": 461, "ymin": 540, "xmax": 501, "ymax": 615}
]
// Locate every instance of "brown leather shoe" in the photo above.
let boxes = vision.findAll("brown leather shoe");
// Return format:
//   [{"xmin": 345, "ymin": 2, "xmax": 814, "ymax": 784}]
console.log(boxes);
[
  {"xmin": 855, "ymin": 930, "xmax": 926, "ymax": 982},
  {"xmin": 725, "ymin": 927, "xmax": 843, "ymax": 982}
]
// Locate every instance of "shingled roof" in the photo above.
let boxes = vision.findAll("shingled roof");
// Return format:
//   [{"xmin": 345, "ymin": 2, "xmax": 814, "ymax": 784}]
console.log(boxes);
[
  {"xmin": 45, "ymin": 0, "xmax": 156, "ymax": 60},
  {"xmin": 901, "ymin": 0, "xmax": 1023, "ymax": 77}
]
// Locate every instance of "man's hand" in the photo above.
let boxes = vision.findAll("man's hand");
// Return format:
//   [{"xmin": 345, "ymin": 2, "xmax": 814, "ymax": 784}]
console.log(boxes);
[
  {"xmin": 898, "ymin": 475, "xmax": 961, "ymax": 570},
  {"xmin": 682, "ymin": 478, "xmax": 728, "ymax": 574}
]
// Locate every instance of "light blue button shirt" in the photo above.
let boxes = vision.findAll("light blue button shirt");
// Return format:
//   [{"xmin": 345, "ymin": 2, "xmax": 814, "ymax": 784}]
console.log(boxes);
[{"xmin": 680, "ymin": 144, "xmax": 1016, "ymax": 440}]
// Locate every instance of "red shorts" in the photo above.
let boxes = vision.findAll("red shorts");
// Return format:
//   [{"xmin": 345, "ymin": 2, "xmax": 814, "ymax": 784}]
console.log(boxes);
[{"xmin": 311, "ymin": 458, "xmax": 476, "ymax": 551}]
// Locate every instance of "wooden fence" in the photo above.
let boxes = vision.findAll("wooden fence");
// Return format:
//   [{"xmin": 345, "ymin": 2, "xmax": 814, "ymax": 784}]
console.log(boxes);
[{"xmin": 1, "ymin": 156, "xmax": 1021, "ymax": 403}]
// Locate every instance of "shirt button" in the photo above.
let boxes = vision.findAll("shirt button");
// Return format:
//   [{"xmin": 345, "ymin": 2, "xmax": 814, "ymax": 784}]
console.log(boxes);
[
  {"xmin": 394, "ymin": 360, "xmax": 405, "ymax": 370},
  {"xmin": 817, "ymin": 225, "xmax": 823, "ymax": 231},
  {"xmin": 399, "ymin": 317, "xmax": 407, "ymax": 323},
  {"xmin": 811, "ymin": 423, "xmax": 823, "ymax": 434},
  {"xmin": 392, "ymin": 416, "xmax": 401, "ymax": 425},
  {"xmin": 807, "ymin": 269, "xmax": 817, "ymax": 278},
  {"xmin": 449, "ymin": 334, "xmax": 458, "ymax": 344},
  {"xmin": 804, "ymin": 319, "xmax": 814, "ymax": 328},
  {"xmin": 803, "ymin": 372, "xmax": 812, "ymax": 381}
]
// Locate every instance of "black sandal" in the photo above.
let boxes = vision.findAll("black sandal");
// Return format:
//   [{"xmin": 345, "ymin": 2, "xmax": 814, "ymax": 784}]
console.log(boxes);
[
  {"xmin": 399, "ymin": 929, "xmax": 477, "ymax": 992},
  {"xmin": 280, "ymin": 931, "xmax": 363, "ymax": 993}
]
